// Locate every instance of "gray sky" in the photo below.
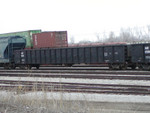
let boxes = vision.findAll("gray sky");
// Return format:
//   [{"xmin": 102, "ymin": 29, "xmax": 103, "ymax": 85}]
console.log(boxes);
[{"xmin": 0, "ymin": 0, "xmax": 150, "ymax": 42}]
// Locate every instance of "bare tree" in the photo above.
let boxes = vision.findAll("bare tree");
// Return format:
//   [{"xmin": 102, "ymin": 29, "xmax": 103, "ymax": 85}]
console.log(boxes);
[
  {"xmin": 146, "ymin": 25, "xmax": 150, "ymax": 40},
  {"xmin": 118, "ymin": 28, "xmax": 137, "ymax": 42},
  {"xmin": 78, "ymin": 40, "xmax": 91, "ymax": 44},
  {"xmin": 103, "ymin": 31, "xmax": 116, "ymax": 43},
  {"xmin": 69, "ymin": 36, "xmax": 75, "ymax": 44},
  {"xmin": 95, "ymin": 32, "xmax": 100, "ymax": 41},
  {"xmin": 95, "ymin": 31, "xmax": 108, "ymax": 43}
]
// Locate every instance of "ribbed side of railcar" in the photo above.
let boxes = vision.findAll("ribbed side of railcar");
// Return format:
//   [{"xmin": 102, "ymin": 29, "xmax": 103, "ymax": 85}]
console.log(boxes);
[{"xmin": 14, "ymin": 44, "xmax": 128, "ymax": 69}]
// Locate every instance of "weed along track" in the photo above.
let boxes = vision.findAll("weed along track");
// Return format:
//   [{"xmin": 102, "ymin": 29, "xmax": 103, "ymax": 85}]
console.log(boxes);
[
  {"xmin": 0, "ymin": 80, "xmax": 150, "ymax": 95},
  {"xmin": 0, "ymin": 67, "xmax": 150, "ymax": 96}
]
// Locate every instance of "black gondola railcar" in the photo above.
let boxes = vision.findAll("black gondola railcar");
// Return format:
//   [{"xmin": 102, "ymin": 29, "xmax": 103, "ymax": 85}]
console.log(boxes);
[{"xmin": 14, "ymin": 44, "xmax": 129, "ymax": 69}]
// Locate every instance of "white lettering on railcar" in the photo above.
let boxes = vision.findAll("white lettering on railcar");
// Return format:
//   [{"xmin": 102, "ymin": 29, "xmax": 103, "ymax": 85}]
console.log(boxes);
[
  {"xmin": 104, "ymin": 52, "xmax": 108, "ymax": 56},
  {"xmin": 21, "ymin": 55, "xmax": 24, "ymax": 57},
  {"xmin": 105, "ymin": 60, "xmax": 109, "ymax": 63},
  {"xmin": 145, "ymin": 56, "xmax": 150, "ymax": 59},
  {"xmin": 145, "ymin": 50, "xmax": 150, "ymax": 54},
  {"xmin": 115, "ymin": 52, "xmax": 118, "ymax": 55},
  {"xmin": 145, "ymin": 46, "xmax": 149, "ymax": 50},
  {"xmin": 21, "ymin": 52, "xmax": 24, "ymax": 57}
]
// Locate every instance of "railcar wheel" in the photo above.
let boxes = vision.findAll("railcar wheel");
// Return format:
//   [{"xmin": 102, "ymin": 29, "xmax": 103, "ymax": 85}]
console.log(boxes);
[
  {"xmin": 4, "ymin": 64, "xmax": 11, "ymax": 69},
  {"xmin": 141, "ymin": 65, "xmax": 150, "ymax": 70},
  {"xmin": 11, "ymin": 63, "xmax": 16, "ymax": 69},
  {"xmin": 138, "ymin": 65, "xmax": 143, "ymax": 70},
  {"xmin": 4, "ymin": 65, "xmax": 9, "ymax": 69},
  {"xmin": 65, "ymin": 64, "xmax": 73, "ymax": 67},
  {"xmin": 111, "ymin": 64, "xmax": 120, "ymax": 70},
  {"xmin": 11, "ymin": 66, "xmax": 16, "ymax": 69},
  {"xmin": 26, "ymin": 65, "xmax": 32, "ymax": 70},
  {"xmin": 119, "ymin": 65, "xmax": 127, "ymax": 70},
  {"xmin": 131, "ymin": 65, "xmax": 136, "ymax": 70},
  {"xmin": 108, "ymin": 64, "xmax": 113, "ymax": 70},
  {"xmin": 19, "ymin": 65, "xmax": 26, "ymax": 69},
  {"xmin": 36, "ymin": 65, "xmax": 40, "ymax": 69}
]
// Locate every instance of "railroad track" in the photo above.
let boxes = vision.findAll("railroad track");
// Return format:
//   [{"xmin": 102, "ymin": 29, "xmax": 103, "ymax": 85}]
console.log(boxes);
[
  {"xmin": 0, "ymin": 72, "xmax": 150, "ymax": 80},
  {"xmin": 0, "ymin": 68, "xmax": 150, "ymax": 95},
  {"xmin": 0, "ymin": 80, "xmax": 150, "ymax": 95},
  {"xmin": 0, "ymin": 69, "xmax": 150, "ymax": 75},
  {"xmin": 0, "ymin": 67, "xmax": 109, "ymax": 70}
]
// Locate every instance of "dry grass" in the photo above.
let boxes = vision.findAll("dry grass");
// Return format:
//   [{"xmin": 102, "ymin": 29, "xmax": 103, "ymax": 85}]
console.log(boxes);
[
  {"xmin": 0, "ymin": 80, "xmax": 148, "ymax": 113},
  {"xmin": 0, "ymin": 86, "xmax": 96, "ymax": 113},
  {"xmin": 0, "ymin": 98, "xmax": 89, "ymax": 113},
  {"xmin": 0, "ymin": 89, "xmax": 149, "ymax": 113}
]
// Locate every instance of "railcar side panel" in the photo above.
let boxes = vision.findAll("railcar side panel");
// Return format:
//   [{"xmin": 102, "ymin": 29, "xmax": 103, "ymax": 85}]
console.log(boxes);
[
  {"xmin": 51, "ymin": 49, "xmax": 56, "ymax": 64},
  {"xmin": 56, "ymin": 49, "xmax": 61, "ymax": 64},
  {"xmin": 79, "ymin": 48, "xmax": 84, "ymax": 63},
  {"xmin": 85, "ymin": 47, "xmax": 91, "ymax": 63},
  {"xmin": 73, "ymin": 48, "xmax": 79, "ymax": 63},
  {"xmin": 61, "ymin": 49, "xmax": 67, "ymax": 64},
  {"xmin": 114, "ymin": 46, "xmax": 126, "ymax": 63},
  {"xmin": 45, "ymin": 49, "xmax": 51, "ymax": 64},
  {"xmin": 22, "ymin": 51, "xmax": 26, "ymax": 64},
  {"xmin": 27, "ymin": 51, "xmax": 32, "ymax": 64},
  {"xmin": 41, "ymin": 50, "xmax": 46, "ymax": 64},
  {"xmin": 104, "ymin": 46, "xmax": 113, "ymax": 63},
  {"xmin": 91, "ymin": 47, "xmax": 98, "ymax": 63},
  {"xmin": 67, "ymin": 48, "xmax": 73, "ymax": 64},
  {"xmin": 97, "ymin": 47, "xmax": 104, "ymax": 63},
  {"xmin": 31, "ymin": 50, "xmax": 36, "ymax": 64},
  {"xmin": 36, "ymin": 50, "xmax": 41, "ymax": 64},
  {"xmin": 131, "ymin": 44, "xmax": 144, "ymax": 63}
]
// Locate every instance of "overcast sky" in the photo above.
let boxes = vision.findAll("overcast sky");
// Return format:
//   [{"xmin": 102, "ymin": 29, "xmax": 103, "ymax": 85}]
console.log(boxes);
[{"xmin": 0, "ymin": 0, "xmax": 150, "ymax": 42}]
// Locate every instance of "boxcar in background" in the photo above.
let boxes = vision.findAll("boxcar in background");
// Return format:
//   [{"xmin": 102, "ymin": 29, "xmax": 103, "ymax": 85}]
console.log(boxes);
[
  {"xmin": 0, "ymin": 30, "xmax": 41, "ymax": 49},
  {"xmin": 32, "ymin": 31, "xmax": 68, "ymax": 49},
  {"xmin": 0, "ymin": 36, "xmax": 26, "ymax": 69},
  {"xmin": 14, "ymin": 44, "xmax": 128, "ymax": 69}
]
